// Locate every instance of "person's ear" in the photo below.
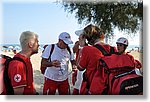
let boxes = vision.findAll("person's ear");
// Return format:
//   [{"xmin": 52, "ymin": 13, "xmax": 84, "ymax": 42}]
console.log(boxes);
[
  {"xmin": 28, "ymin": 41, "xmax": 33, "ymax": 48},
  {"xmin": 100, "ymin": 32, "xmax": 104, "ymax": 40}
]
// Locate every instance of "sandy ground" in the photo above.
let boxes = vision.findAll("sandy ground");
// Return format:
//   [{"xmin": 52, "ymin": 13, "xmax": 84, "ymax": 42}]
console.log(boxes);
[{"xmin": 1, "ymin": 50, "xmax": 143, "ymax": 95}]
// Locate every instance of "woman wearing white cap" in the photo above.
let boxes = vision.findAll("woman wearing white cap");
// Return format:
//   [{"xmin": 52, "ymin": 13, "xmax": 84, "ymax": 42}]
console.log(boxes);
[
  {"xmin": 116, "ymin": 37, "xmax": 142, "ymax": 75},
  {"xmin": 41, "ymin": 32, "xmax": 74, "ymax": 95},
  {"xmin": 72, "ymin": 29, "xmax": 88, "ymax": 95}
]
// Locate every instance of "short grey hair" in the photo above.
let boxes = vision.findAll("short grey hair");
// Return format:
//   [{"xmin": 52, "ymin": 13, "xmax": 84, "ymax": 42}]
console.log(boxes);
[{"xmin": 19, "ymin": 31, "xmax": 38, "ymax": 49}]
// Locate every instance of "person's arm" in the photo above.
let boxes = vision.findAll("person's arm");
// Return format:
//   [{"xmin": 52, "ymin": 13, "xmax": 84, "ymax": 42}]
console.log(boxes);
[
  {"xmin": 41, "ymin": 58, "xmax": 53, "ymax": 67},
  {"xmin": 77, "ymin": 64, "xmax": 85, "ymax": 71},
  {"xmin": 77, "ymin": 48, "xmax": 86, "ymax": 71},
  {"xmin": 13, "ymin": 87, "xmax": 24, "ymax": 95},
  {"xmin": 126, "ymin": 53, "xmax": 142, "ymax": 68},
  {"xmin": 41, "ymin": 44, "xmax": 60, "ymax": 68},
  {"xmin": 8, "ymin": 61, "xmax": 27, "ymax": 95},
  {"xmin": 41, "ymin": 58, "xmax": 60, "ymax": 67},
  {"xmin": 134, "ymin": 59, "xmax": 142, "ymax": 69}
]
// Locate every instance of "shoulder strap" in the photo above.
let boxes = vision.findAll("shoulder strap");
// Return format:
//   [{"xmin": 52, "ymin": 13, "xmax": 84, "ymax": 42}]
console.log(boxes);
[
  {"xmin": 94, "ymin": 44, "xmax": 109, "ymax": 56},
  {"xmin": 110, "ymin": 46, "xmax": 115, "ymax": 54},
  {"xmin": 48, "ymin": 44, "xmax": 55, "ymax": 61},
  {"xmin": 4, "ymin": 57, "xmax": 27, "ymax": 95},
  {"xmin": 4, "ymin": 58, "xmax": 14, "ymax": 95},
  {"xmin": 42, "ymin": 45, "xmax": 48, "ymax": 53},
  {"xmin": 47, "ymin": 44, "xmax": 71, "ymax": 61}
]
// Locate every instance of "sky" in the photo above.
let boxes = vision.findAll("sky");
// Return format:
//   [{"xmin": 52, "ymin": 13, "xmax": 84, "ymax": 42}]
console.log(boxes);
[
  {"xmin": 2, "ymin": 0, "xmax": 80, "ymax": 45},
  {"xmin": 1, "ymin": 0, "xmax": 142, "ymax": 46}
]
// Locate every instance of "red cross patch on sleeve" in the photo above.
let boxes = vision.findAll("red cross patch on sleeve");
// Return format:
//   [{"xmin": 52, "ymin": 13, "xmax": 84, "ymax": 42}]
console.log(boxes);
[{"xmin": 14, "ymin": 74, "xmax": 22, "ymax": 82}]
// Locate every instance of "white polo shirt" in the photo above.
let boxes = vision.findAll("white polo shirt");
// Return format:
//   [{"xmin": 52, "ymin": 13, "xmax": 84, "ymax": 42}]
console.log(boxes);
[{"xmin": 41, "ymin": 44, "xmax": 73, "ymax": 81}]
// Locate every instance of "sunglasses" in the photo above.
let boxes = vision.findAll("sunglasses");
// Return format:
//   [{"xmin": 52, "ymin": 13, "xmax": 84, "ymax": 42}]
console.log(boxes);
[{"xmin": 117, "ymin": 43, "xmax": 124, "ymax": 47}]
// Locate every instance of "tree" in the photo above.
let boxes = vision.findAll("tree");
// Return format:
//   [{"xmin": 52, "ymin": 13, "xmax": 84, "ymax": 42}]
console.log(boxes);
[{"xmin": 60, "ymin": 0, "xmax": 143, "ymax": 38}]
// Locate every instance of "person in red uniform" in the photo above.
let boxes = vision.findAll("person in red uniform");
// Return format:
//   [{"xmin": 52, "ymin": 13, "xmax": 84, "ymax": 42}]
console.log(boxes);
[
  {"xmin": 77, "ymin": 24, "xmax": 117, "ymax": 94},
  {"xmin": 0, "ymin": 56, "xmax": 6, "ymax": 94},
  {"xmin": 72, "ymin": 30, "xmax": 88, "ymax": 95},
  {"xmin": 6, "ymin": 31, "xmax": 39, "ymax": 95},
  {"xmin": 116, "ymin": 37, "xmax": 142, "ymax": 75}
]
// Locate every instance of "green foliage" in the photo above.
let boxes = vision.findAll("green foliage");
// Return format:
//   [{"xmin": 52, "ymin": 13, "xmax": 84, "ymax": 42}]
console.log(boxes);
[{"xmin": 61, "ymin": 0, "xmax": 143, "ymax": 36}]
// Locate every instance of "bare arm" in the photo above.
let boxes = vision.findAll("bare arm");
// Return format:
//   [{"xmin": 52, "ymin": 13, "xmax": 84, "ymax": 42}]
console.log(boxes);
[
  {"xmin": 76, "ymin": 49, "xmax": 85, "ymax": 71},
  {"xmin": 41, "ymin": 58, "xmax": 60, "ymax": 67},
  {"xmin": 41, "ymin": 58, "xmax": 53, "ymax": 67},
  {"xmin": 77, "ymin": 65, "xmax": 85, "ymax": 71},
  {"xmin": 13, "ymin": 87, "xmax": 24, "ymax": 95}
]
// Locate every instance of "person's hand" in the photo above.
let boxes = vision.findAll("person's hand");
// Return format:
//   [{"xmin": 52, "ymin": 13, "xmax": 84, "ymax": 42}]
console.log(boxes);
[
  {"xmin": 72, "ymin": 65, "xmax": 77, "ymax": 71},
  {"xmin": 75, "ymin": 41, "xmax": 79, "ymax": 45},
  {"xmin": 73, "ymin": 41, "xmax": 79, "ymax": 53},
  {"xmin": 51, "ymin": 60, "xmax": 60, "ymax": 67},
  {"xmin": 71, "ymin": 60, "xmax": 77, "ymax": 71},
  {"xmin": 135, "ymin": 60, "xmax": 142, "ymax": 69}
]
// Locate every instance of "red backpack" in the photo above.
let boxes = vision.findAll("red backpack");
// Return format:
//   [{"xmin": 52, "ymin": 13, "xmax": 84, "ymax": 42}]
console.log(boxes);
[
  {"xmin": 80, "ymin": 44, "xmax": 116, "ymax": 94},
  {"xmin": 0, "ymin": 54, "xmax": 27, "ymax": 95},
  {"xmin": 40, "ymin": 44, "xmax": 71, "ymax": 74},
  {"xmin": 89, "ymin": 45, "xmax": 143, "ymax": 95}
]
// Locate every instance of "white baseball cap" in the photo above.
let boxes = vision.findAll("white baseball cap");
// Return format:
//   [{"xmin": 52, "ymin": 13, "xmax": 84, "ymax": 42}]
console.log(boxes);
[
  {"xmin": 116, "ymin": 37, "xmax": 129, "ymax": 46},
  {"xmin": 59, "ymin": 32, "xmax": 73, "ymax": 44},
  {"xmin": 75, "ymin": 29, "xmax": 84, "ymax": 36}
]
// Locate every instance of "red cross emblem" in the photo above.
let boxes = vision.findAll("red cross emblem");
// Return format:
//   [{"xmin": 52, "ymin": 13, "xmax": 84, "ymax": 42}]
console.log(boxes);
[{"xmin": 14, "ymin": 74, "xmax": 21, "ymax": 82}]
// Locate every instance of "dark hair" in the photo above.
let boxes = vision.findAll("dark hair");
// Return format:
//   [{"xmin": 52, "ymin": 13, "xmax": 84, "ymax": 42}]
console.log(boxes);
[
  {"xmin": 124, "ymin": 45, "xmax": 128, "ymax": 51},
  {"xmin": 83, "ymin": 24, "xmax": 103, "ymax": 45}
]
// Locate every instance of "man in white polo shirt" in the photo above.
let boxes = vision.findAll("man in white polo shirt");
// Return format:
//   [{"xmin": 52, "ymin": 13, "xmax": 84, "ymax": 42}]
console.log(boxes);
[{"xmin": 41, "ymin": 32, "xmax": 74, "ymax": 95}]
